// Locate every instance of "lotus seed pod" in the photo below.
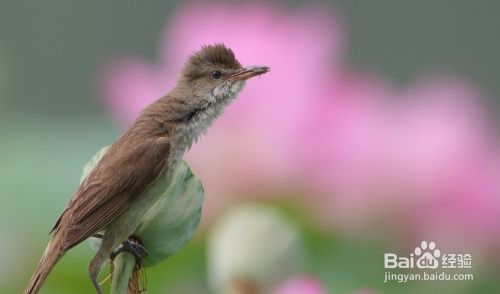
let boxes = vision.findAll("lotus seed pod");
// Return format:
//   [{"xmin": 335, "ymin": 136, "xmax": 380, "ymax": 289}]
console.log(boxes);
[
  {"xmin": 208, "ymin": 204, "xmax": 306, "ymax": 294},
  {"xmin": 85, "ymin": 146, "xmax": 204, "ymax": 267}
]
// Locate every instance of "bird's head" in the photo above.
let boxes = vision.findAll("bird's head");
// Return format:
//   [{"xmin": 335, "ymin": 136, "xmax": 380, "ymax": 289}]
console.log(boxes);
[{"xmin": 178, "ymin": 44, "xmax": 269, "ymax": 107}]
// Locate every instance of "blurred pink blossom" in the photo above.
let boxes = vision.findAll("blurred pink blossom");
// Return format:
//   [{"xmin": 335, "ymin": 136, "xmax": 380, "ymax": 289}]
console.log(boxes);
[
  {"xmin": 101, "ymin": 1, "xmax": 344, "ymax": 218},
  {"xmin": 100, "ymin": 1, "xmax": 500, "ymax": 251},
  {"xmin": 272, "ymin": 276, "xmax": 327, "ymax": 294},
  {"xmin": 298, "ymin": 73, "xmax": 500, "ymax": 250},
  {"xmin": 272, "ymin": 276, "xmax": 374, "ymax": 294}
]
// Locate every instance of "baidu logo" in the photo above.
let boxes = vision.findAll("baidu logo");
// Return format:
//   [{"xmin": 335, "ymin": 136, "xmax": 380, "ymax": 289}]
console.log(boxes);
[
  {"xmin": 414, "ymin": 241, "xmax": 440, "ymax": 269},
  {"xmin": 384, "ymin": 241, "xmax": 471, "ymax": 269}
]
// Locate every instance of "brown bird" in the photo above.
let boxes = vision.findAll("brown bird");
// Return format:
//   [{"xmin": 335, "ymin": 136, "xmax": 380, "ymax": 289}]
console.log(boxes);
[{"xmin": 24, "ymin": 44, "xmax": 270, "ymax": 294}]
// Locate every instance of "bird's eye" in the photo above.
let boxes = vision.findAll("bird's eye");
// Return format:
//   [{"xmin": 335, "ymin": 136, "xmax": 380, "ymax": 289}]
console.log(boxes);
[{"xmin": 211, "ymin": 70, "xmax": 222, "ymax": 80}]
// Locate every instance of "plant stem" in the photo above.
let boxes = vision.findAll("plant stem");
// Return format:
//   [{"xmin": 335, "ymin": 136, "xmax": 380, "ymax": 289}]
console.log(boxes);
[{"xmin": 110, "ymin": 251, "xmax": 136, "ymax": 294}]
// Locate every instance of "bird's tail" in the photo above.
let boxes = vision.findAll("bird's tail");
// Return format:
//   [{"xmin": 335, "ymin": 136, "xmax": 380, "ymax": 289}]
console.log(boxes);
[{"xmin": 24, "ymin": 237, "xmax": 65, "ymax": 294}]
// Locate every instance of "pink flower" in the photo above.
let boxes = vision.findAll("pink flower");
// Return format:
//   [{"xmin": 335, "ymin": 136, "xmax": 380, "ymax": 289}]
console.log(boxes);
[
  {"xmin": 299, "ymin": 73, "xmax": 500, "ymax": 250},
  {"xmin": 272, "ymin": 276, "xmax": 327, "ymax": 294},
  {"xmin": 100, "ymin": 1, "xmax": 344, "ymax": 219},
  {"xmin": 100, "ymin": 1, "xmax": 500, "ymax": 253}
]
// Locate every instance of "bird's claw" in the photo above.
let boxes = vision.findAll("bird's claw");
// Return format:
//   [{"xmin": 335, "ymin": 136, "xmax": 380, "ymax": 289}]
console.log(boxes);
[{"xmin": 110, "ymin": 237, "xmax": 148, "ymax": 262}]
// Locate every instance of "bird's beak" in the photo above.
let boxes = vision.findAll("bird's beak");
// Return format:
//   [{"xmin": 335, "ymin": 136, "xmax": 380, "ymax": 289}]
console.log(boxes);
[{"xmin": 227, "ymin": 65, "xmax": 270, "ymax": 81}]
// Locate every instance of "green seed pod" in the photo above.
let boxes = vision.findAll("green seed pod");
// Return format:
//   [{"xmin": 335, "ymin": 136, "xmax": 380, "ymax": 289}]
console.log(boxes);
[{"xmin": 85, "ymin": 146, "xmax": 204, "ymax": 267}]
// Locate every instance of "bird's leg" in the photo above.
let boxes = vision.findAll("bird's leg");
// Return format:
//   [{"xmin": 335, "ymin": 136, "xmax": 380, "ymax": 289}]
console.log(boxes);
[
  {"xmin": 88, "ymin": 232, "xmax": 120, "ymax": 294},
  {"xmin": 89, "ymin": 272, "xmax": 103, "ymax": 294},
  {"xmin": 110, "ymin": 236, "xmax": 148, "ymax": 264}
]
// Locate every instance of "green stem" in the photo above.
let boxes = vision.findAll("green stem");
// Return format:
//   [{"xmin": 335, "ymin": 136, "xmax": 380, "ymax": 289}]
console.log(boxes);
[{"xmin": 110, "ymin": 251, "xmax": 136, "ymax": 294}]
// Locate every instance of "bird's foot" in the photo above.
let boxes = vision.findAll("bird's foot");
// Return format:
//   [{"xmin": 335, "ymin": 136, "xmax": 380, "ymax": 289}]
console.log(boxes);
[
  {"xmin": 110, "ymin": 236, "xmax": 148, "ymax": 263},
  {"xmin": 90, "ymin": 275, "xmax": 103, "ymax": 294},
  {"xmin": 89, "ymin": 264, "xmax": 104, "ymax": 294}
]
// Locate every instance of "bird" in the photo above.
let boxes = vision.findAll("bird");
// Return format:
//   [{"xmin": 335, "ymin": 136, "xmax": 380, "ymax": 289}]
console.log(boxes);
[{"xmin": 24, "ymin": 43, "xmax": 270, "ymax": 294}]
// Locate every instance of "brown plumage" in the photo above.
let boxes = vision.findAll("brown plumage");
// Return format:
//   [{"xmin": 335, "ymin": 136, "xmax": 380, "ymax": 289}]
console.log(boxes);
[
  {"xmin": 25, "ymin": 124, "xmax": 170, "ymax": 294},
  {"xmin": 24, "ymin": 44, "xmax": 269, "ymax": 294},
  {"xmin": 191, "ymin": 44, "xmax": 241, "ymax": 68}
]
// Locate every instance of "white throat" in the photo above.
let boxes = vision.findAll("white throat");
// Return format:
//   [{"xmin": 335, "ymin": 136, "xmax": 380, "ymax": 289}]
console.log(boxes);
[{"xmin": 171, "ymin": 80, "xmax": 245, "ymax": 158}]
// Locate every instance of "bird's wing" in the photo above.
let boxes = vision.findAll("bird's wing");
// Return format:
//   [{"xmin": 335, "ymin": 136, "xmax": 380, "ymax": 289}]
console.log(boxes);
[{"xmin": 55, "ymin": 136, "xmax": 170, "ymax": 250}]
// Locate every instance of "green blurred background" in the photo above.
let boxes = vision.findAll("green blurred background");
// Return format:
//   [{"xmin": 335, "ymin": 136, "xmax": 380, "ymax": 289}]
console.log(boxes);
[{"xmin": 1, "ymin": 0, "xmax": 499, "ymax": 293}]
